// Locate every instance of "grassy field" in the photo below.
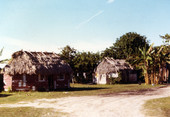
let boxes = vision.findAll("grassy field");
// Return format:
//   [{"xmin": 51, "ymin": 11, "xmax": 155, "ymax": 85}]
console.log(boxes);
[
  {"xmin": 144, "ymin": 96, "xmax": 170, "ymax": 117},
  {"xmin": 0, "ymin": 83, "xmax": 165, "ymax": 117},
  {"xmin": 0, "ymin": 107, "xmax": 66, "ymax": 117},
  {"xmin": 0, "ymin": 83, "xmax": 163, "ymax": 104}
]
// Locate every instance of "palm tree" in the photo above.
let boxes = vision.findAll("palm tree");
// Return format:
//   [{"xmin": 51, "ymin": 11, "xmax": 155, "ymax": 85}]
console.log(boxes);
[
  {"xmin": 129, "ymin": 44, "xmax": 154, "ymax": 84},
  {"xmin": 150, "ymin": 46, "xmax": 164, "ymax": 84},
  {"xmin": 158, "ymin": 34, "xmax": 170, "ymax": 83}
]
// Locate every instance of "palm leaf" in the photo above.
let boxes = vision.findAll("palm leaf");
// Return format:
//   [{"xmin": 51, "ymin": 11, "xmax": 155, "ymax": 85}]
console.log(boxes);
[
  {"xmin": 0, "ymin": 48, "xmax": 4, "ymax": 57},
  {"xmin": 147, "ymin": 43, "xmax": 154, "ymax": 54},
  {"xmin": 139, "ymin": 48, "xmax": 144, "ymax": 55},
  {"xmin": 0, "ymin": 59, "xmax": 9, "ymax": 64}
]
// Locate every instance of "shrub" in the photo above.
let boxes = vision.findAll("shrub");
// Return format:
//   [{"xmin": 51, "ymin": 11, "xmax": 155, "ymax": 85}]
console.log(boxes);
[{"xmin": 109, "ymin": 72, "xmax": 122, "ymax": 84}]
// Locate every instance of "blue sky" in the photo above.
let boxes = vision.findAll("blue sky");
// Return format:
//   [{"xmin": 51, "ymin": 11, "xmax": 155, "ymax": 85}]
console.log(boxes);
[{"xmin": 0, "ymin": 0, "xmax": 170, "ymax": 59}]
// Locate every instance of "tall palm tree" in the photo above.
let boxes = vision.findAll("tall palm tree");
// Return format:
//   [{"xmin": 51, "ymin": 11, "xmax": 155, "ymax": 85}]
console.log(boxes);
[
  {"xmin": 150, "ymin": 46, "xmax": 164, "ymax": 84},
  {"xmin": 158, "ymin": 47, "xmax": 169, "ymax": 83},
  {"xmin": 130, "ymin": 44, "xmax": 154, "ymax": 84},
  {"xmin": 159, "ymin": 34, "xmax": 170, "ymax": 83}
]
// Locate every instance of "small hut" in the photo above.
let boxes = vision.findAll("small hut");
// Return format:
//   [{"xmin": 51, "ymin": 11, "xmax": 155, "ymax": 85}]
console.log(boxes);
[
  {"xmin": 3, "ymin": 50, "xmax": 72, "ymax": 91},
  {"xmin": 95, "ymin": 57, "xmax": 137, "ymax": 84}
]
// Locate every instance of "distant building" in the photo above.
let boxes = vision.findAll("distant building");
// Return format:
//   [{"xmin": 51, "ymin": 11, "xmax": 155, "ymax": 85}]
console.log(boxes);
[
  {"xmin": 3, "ymin": 50, "xmax": 72, "ymax": 91},
  {"xmin": 95, "ymin": 57, "xmax": 137, "ymax": 84}
]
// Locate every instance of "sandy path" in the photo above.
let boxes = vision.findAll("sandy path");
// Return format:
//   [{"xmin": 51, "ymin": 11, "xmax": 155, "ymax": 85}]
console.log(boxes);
[{"xmin": 0, "ymin": 86, "xmax": 170, "ymax": 117}]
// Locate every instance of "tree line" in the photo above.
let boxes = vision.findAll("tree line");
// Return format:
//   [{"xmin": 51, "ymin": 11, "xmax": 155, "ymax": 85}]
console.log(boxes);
[
  {"xmin": 60, "ymin": 32, "xmax": 170, "ymax": 84},
  {"xmin": 0, "ymin": 32, "xmax": 169, "ymax": 85}
]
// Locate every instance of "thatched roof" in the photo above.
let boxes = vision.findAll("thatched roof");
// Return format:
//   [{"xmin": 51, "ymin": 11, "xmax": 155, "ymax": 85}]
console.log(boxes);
[
  {"xmin": 95, "ymin": 57, "xmax": 133, "ymax": 74},
  {"xmin": 4, "ymin": 50, "xmax": 72, "ymax": 75}
]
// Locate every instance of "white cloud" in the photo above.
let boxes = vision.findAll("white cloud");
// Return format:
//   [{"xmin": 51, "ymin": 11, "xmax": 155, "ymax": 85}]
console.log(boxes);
[
  {"xmin": 107, "ymin": 0, "xmax": 115, "ymax": 4},
  {"xmin": 76, "ymin": 10, "xmax": 104, "ymax": 29}
]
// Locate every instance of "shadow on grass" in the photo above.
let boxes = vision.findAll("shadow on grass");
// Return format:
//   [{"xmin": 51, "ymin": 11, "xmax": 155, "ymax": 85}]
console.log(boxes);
[
  {"xmin": 0, "ymin": 94, "xmax": 12, "ymax": 98},
  {"xmin": 68, "ymin": 87, "xmax": 107, "ymax": 91},
  {"xmin": 46, "ymin": 87, "xmax": 108, "ymax": 92}
]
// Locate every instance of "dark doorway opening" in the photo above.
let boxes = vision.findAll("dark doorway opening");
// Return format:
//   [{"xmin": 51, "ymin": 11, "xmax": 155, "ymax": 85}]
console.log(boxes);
[
  {"xmin": 0, "ymin": 74, "xmax": 4, "ymax": 92},
  {"xmin": 48, "ymin": 75, "xmax": 54, "ymax": 91}
]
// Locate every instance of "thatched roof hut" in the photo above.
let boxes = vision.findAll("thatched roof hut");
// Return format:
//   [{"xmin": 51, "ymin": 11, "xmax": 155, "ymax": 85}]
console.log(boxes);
[
  {"xmin": 4, "ymin": 50, "xmax": 72, "ymax": 75},
  {"xmin": 95, "ymin": 57, "xmax": 133, "ymax": 75},
  {"xmin": 95, "ymin": 57, "xmax": 137, "ymax": 84}
]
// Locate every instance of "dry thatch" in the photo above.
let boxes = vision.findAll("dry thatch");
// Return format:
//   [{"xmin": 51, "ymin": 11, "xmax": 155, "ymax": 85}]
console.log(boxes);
[
  {"xmin": 95, "ymin": 57, "xmax": 133, "ymax": 74},
  {"xmin": 4, "ymin": 50, "xmax": 72, "ymax": 75}
]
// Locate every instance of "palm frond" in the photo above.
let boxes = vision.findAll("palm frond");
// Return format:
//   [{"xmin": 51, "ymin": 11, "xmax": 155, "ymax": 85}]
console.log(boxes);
[
  {"xmin": 157, "ymin": 46, "xmax": 163, "ymax": 55},
  {"xmin": 0, "ymin": 59, "xmax": 9, "ymax": 64},
  {"xmin": 139, "ymin": 48, "xmax": 144, "ymax": 55},
  {"xmin": 147, "ymin": 43, "xmax": 154, "ymax": 54},
  {"xmin": 0, "ymin": 48, "xmax": 4, "ymax": 57}
]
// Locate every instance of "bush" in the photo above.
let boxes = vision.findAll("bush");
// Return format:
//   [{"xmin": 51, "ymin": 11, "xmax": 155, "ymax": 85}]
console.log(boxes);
[
  {"xmin": 109, "ymin": 72, "xmax": 122, "ymax": 84},
  {"xmin": 7, "ymin": 87, "xmax": 12, "ymax": 92}
]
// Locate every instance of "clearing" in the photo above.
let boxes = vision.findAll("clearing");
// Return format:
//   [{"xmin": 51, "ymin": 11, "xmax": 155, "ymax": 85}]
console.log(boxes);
[{"xmin": 0, "ymin": 85, "xmax": 170, "ymax": 117}]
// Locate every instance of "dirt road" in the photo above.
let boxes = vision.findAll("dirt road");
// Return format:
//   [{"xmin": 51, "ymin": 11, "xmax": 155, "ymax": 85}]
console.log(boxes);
[{"xmin": 1, "ymin": 86, "xmax": 170, "ymax": 117}]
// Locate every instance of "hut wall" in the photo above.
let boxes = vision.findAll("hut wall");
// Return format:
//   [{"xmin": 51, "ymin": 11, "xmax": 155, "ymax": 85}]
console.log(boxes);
[
  {"xmin": 11, "ymin": 74, "xmax": 47, "ymax": 91},
  {"xmin": 8, "ymin": 73, "xmax": 71, "ymax": 91},
  {"xmin": 96, "ymin": 71, "xmax": 138, "ymax": 84},
  {"xmin": 121, "ymin": 70, "xmax": 128, "ymax": 83},
  {"xmin": 97, "ymin": 74, "xmax": 107, "ymax": 84},
  {"xmin": 96, "ymin": 73, "xmax": 119, "ymax": 84},
  {"xmin": 129, "ymin": 74, "xmax": 137, "ymax": 82},
  {"xmin": 3, "ymin": 74, "xmax": 12, "ymax": 91},
  {"xmin": 54, "ymin": 74, "xmax": 70, "ymax": 89},
  {"xmin": 128, "ymin": 70, "xmax": 137, "ymax": 83}
]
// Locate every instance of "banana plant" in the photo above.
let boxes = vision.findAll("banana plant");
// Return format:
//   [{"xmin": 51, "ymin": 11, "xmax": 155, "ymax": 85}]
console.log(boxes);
[
  {"xmin": 149, "ymin": 46, "xmax": 164, "ymax": 84},
  {"xmin": 129, "ymin": 43, "xmax": 154, "ymax": 84}
]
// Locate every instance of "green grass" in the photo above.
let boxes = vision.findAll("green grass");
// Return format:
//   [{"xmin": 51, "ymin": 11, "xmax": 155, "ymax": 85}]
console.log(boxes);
[
  {"xmin": 0, "ymin": 83, "xmax": 165, "ymax": 117},
  {"xmin": 0, "ymin": 107, "xmax": 66, "ymax": 117},
  {"xmin": 0, "ymin": 83, "xmax": 164, "ymax": 104},
  {"xmin": 144, "ymin": 97, "xmax": 170, "ymax": 117}
]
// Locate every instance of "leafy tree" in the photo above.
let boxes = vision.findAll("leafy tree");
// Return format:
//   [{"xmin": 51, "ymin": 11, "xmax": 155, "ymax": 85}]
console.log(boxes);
[
  {"xmin": 60, "ymin": 45, "xmax": 101, "ymax": 83},
  {"xmin": 101, "ymin": 46, "xmax": 117, "ymax": 58},
  {"xmin": 73, "ymin": 51, "xmax": 101, "ymax": 83},
  {"xmin": 102, "ymin": 32, "xmax": 149, "ymax": 60},
  {"xmin": 114, "ymin": 32, "xmax": 149, "ymax": 59},
  {"xmin": 60, "ymin": 45, "xmax": 77, "ymax": 70},
  {"xmin": 160, "ymin": 34, "xmax": 170, "ymax": 45}
]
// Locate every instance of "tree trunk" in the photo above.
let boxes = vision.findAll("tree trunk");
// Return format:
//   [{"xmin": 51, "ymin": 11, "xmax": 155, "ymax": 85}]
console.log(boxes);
[
  {"xmin": 153, "ymin": 67, "xmax": 158, "ymax": 84},
  {"xmin": 144, "ymin": 73, "xmax": 150, "ymax": 84},
  {"xmin": 158, "ymin": 67, "xmax": 162, "ymax": 84},
  {"xmin": 159, "ymin": 66, "xmax": 164, "ymax": 84},
  {"xmin": 150, "ymin": 71, "xmax": 154, "ymax": 84},
  {"xmin": 162, "ymin": 66, "xmax": 166, "ymax": 82}
]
